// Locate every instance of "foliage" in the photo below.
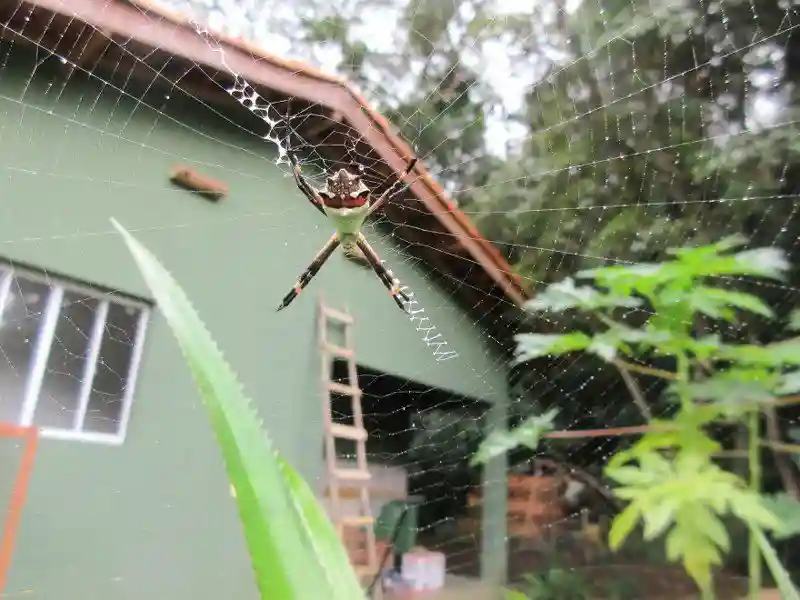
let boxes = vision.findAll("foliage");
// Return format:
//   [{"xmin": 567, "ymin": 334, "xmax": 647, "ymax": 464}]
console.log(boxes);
[
  {"xmin": 603, "ymin": 578, "xmax": 643, "ymax": 600},
  {"xmin": 507, "ymin": 568, "xmax": 590, "ymax": 600},
  {"xmin": 469, "ymin": 408, "xmax": 558, "ymax": 466},
  {"xmin": 111, "ymin": 220, "xmax": 365, "ymax": 600},
  {"xmin": 508, "ymin": 566, "xmax": 646, "ymax": 600},
  {"xmin": 790, "ymin": 310, "xmax": 800, "ymax": 333},
  {"xmin": 475, "ymin": 237, "xmax": 800, "ymax": 599},
  {"xmin": 763, "ymin": 493, "xmax": 800, "ymax": 541}
]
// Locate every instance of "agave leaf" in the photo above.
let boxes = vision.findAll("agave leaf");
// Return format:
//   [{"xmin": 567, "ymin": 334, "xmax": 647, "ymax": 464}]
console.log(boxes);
[{"xmin": 110, "ymin": 219, "xmax": 363, "ymax": 600}]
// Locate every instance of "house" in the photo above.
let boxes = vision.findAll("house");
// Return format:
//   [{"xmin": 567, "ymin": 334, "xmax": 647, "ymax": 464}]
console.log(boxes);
[{"xmin": 0, "ymin": 0, "xmax": 527, "ymax": 598}]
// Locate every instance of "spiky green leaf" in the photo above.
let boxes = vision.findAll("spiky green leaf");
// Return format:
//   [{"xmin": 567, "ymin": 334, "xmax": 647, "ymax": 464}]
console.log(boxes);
[{"xmin": 110, "ymin": 219, "xmax": 363, "ymax": 600}]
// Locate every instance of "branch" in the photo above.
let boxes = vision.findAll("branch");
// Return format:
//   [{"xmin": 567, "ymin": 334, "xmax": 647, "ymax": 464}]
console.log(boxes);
[
  {"xmin": 761, "ymin": 440, "xmax": 800, "ymax": 455},
  {"xmin": 544, "ymin": 424, "xmax": 671, "ymax": 439},
  {"xmin": 764, "ymin": 407, "xmax": 800, "ymax": 499},
  {"xmin": 777, "ymin": 394, "xmax": 800, "ymax": 408},
  {"xmin": 615, "ymin": 359, "xmax": 679, "ymax": 381},
  {"xmin": 613, "ymin": 359, "xmax": 653, "ymax": 420}
]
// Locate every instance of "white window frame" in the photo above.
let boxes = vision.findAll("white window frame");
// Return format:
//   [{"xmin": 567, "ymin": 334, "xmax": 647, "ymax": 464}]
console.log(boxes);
[{"xmin": 0, "ymin": 263, "xmax": 151, "ymax": 445}]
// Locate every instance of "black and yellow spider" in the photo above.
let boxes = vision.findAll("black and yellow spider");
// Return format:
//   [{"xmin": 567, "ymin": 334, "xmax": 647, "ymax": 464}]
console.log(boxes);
[{"xmin": 275, "ymin": 148, "xmax": 418, "ymax": 313}]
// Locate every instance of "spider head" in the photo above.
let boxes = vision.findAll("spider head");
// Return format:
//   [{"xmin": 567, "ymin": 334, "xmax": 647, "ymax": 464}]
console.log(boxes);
[{"xmin": 319, "ymin": 168, "xmax": 370, "ymax": 209}]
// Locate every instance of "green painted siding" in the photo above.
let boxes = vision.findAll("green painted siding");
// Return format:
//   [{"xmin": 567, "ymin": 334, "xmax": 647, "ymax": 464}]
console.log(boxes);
[{"xmin": 0, "ymin": 47, "xmax": 508, "ymax": 598}]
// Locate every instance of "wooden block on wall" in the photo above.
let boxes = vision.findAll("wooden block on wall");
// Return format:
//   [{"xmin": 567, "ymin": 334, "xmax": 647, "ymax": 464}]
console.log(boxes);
[{"xmin": 169, "ymin": 165, "xmax": 229, "ymax": 201}]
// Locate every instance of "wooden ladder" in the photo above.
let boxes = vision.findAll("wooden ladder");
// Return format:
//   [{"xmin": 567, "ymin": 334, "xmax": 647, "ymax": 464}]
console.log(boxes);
[{"xmin": 318, "ymin": 298, "xmax": 379, "ymax": 581}]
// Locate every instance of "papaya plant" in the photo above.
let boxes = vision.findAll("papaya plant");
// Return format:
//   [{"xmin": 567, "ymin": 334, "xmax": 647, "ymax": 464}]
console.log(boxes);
[{"xmin": 475, "ymin": 235, "xmax": 800, "ymax": 600}]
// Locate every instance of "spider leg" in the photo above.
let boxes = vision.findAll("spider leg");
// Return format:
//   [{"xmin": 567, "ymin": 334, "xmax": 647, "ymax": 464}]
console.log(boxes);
[
  {"xmin": 276, "ymin": 234, "xmax": 340, "ymax": 311},
  {"xmin": 366, "ymin": 158, "xmax": 418, "ymax": 217},
  {"xmin": 356, "ymin": 234, "xmax": 412, "ymax": 313},
  {"xmin": 287, "ymin": 147, "xmax": 327, "ymax": 216}
]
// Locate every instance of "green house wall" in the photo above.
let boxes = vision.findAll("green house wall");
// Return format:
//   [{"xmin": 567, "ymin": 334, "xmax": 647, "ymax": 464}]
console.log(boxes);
[{"xmin": 0, "ymin": 46, "xmax": 508, "ymax": 598}]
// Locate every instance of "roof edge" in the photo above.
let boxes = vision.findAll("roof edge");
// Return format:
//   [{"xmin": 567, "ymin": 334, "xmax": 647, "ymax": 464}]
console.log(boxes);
[{"xmin": 127, "ymin": 0, "xmax": 528, "ymax": 305}]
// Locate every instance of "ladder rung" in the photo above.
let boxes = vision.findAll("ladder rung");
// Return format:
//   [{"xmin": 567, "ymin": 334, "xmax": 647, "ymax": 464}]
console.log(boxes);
[
  {"xmin": 329, "ymin": 423, "xmax": 368, "ymax": 441},
  {"xmin": 323, "ymin": 308, "xmax": 354, "ymax": 324},
  {"xmin": 329, "ymin": 381, "xmax": 361, "ymax": 396},
  {"xmin": 339, "ymin": 516, "xmax": 375, "ymax": 526},
  {"xmin": 333, "ymin": 468, "xmax": 371, "ymax": 482},
  {"xmin": 324, "ymin": 344, "xmax": 354, "ymax": 358}
]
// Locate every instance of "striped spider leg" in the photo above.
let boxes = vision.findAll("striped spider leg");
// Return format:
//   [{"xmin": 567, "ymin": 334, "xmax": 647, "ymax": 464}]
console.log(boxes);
[
  {"xmin": 355, "ymin": 233, "xmax": 412, "ymax": 312},
  {"xmin": 276, "ymin": 233, "xmax": 340, "ymax": 311},
  {"xmin": 286, "ymin": 147, "xmax": 326, "ymax": 215},
  {"xmin": 366, "ymin": 157, "xmax": 418, "ymax": 217}
]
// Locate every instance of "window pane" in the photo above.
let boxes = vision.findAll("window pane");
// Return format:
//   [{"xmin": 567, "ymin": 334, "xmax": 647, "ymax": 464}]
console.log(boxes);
[
  {"xmin": 0, "ymin": 276, "xmax": 49, "ymax": 424},
  {"xmin": 83, "ymin": 303, "xmax": 141, "ymax": 435},
  {"xmin": 34, "ymin": 291, "xmax": 99, "ymax": 430}
]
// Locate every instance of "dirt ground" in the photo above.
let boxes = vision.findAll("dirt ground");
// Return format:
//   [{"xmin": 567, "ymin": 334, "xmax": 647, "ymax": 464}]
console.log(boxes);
[{"xmin": 416, "ymin": 532, "xmax": 761, "ymax": 600}]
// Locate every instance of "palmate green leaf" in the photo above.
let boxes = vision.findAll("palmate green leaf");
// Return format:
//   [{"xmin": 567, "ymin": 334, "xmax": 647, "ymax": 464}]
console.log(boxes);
[
  {"xmin": 513, "ymin": 408, "xmax": 559, "ymax": 448},
  {"xmin": 666, "ymin": 524, "xmax": 718, "ymax": 597},
  {"xmin": 470, "ymin": 409, "xmax": 558, "ymax": 466},
  {"xmin": 608, "ymin": 504, "xmax": 640, "ymax": 550},
  {"xmin": 606, "ymin": 451, "xmax": 756, "ymax": 595},
  {"xmin": 789, "ymin": 309, "xmax": 800, "ymax": 331},
  {"xmin": 683, "ymin": 379, "xmax": 773, "ymax": 405},
  {"xmin": 694, "ymin": 506, "xmax": 731, "ymax": 552},
  {"xmin": 664, "ymin": 286, "xmax": 775, "ymax": 321},
  {"xmin": 642, "ymin": 499, "xmax": 677, "ymax": 541},
  {"xmin": 470, "ymin": 430, "xmax": 522, "ymax": 467},
  {"xmin": 668, "ymin": 234, "xmax": 749, "ymax": 257},
  {"xmin": 761, "ymin": 493, "xmax": 800, "ymax": 541},
  {"xmin": 719, "ymin": 339, "xmax": 800, "ymax": 367},
  {"xmin": 513, "ymin": 332, "xmax": 592, "ymax": 363},
  {"xmin": 608, "ymin": 411, "xmax": 722, "ymax": 470},
  {"xmin": 110, "ymin": 220, "xmax": 363, "ymax": 600},
  {"xmin": 675, "ymin": 246, "xmax": 789, "ymax": 282},
  {"xmin": 676, "ymin": 369, "xmax": 778, "ymax": 410},
  {"xmin": 728, "ymin": 489, "xmax": 780, "ymax": 531},
  {"xmin": 576, "ymin": 262, "xmax": 664, "ymax": 296},
  {"xmin": 523, "ymin": 277, "xmax": 641, "ymax": 313},
  {"xmin": 731, "ymin": 247, "xmax": 791, "ymax": 280},
  {"xmin": 778, "ymin": 370, "xmax": 800, "ymax": 394},
  {"xmin": 577, "ymin": 240, "xmax": 789, "ymax": 301}
]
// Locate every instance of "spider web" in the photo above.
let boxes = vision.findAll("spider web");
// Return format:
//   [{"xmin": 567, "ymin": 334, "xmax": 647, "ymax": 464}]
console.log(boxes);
[{"xmin": 0, "ymin": 0, "xmax": 798, "ymax": 598}]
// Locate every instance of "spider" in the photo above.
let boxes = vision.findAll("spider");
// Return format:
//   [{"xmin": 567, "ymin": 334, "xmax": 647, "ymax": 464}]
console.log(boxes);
[{"xmin": 275, "ymin": 147, "xmax": 419, "ymax": 314}]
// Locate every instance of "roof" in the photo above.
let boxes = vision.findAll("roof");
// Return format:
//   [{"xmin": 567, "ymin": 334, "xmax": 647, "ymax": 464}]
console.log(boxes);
[{"xmin": 3, "ymin": 0, "xmax": 529, "ymax": 313}]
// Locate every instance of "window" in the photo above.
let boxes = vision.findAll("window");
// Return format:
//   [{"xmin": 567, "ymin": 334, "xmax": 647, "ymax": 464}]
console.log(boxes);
[{"xmin": 0, "ymin": 263, "xmax": 150, "ymax": 444}]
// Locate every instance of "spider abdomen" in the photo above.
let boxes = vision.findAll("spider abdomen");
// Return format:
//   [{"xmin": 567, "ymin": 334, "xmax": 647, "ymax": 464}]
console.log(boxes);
[
  {"xmin": 341, "ymin": 237, "xmax": 361, "ymax": 255},
  {"xmin": 325, "ymin": 203, "xmax": 370, "ymax": 237}
]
